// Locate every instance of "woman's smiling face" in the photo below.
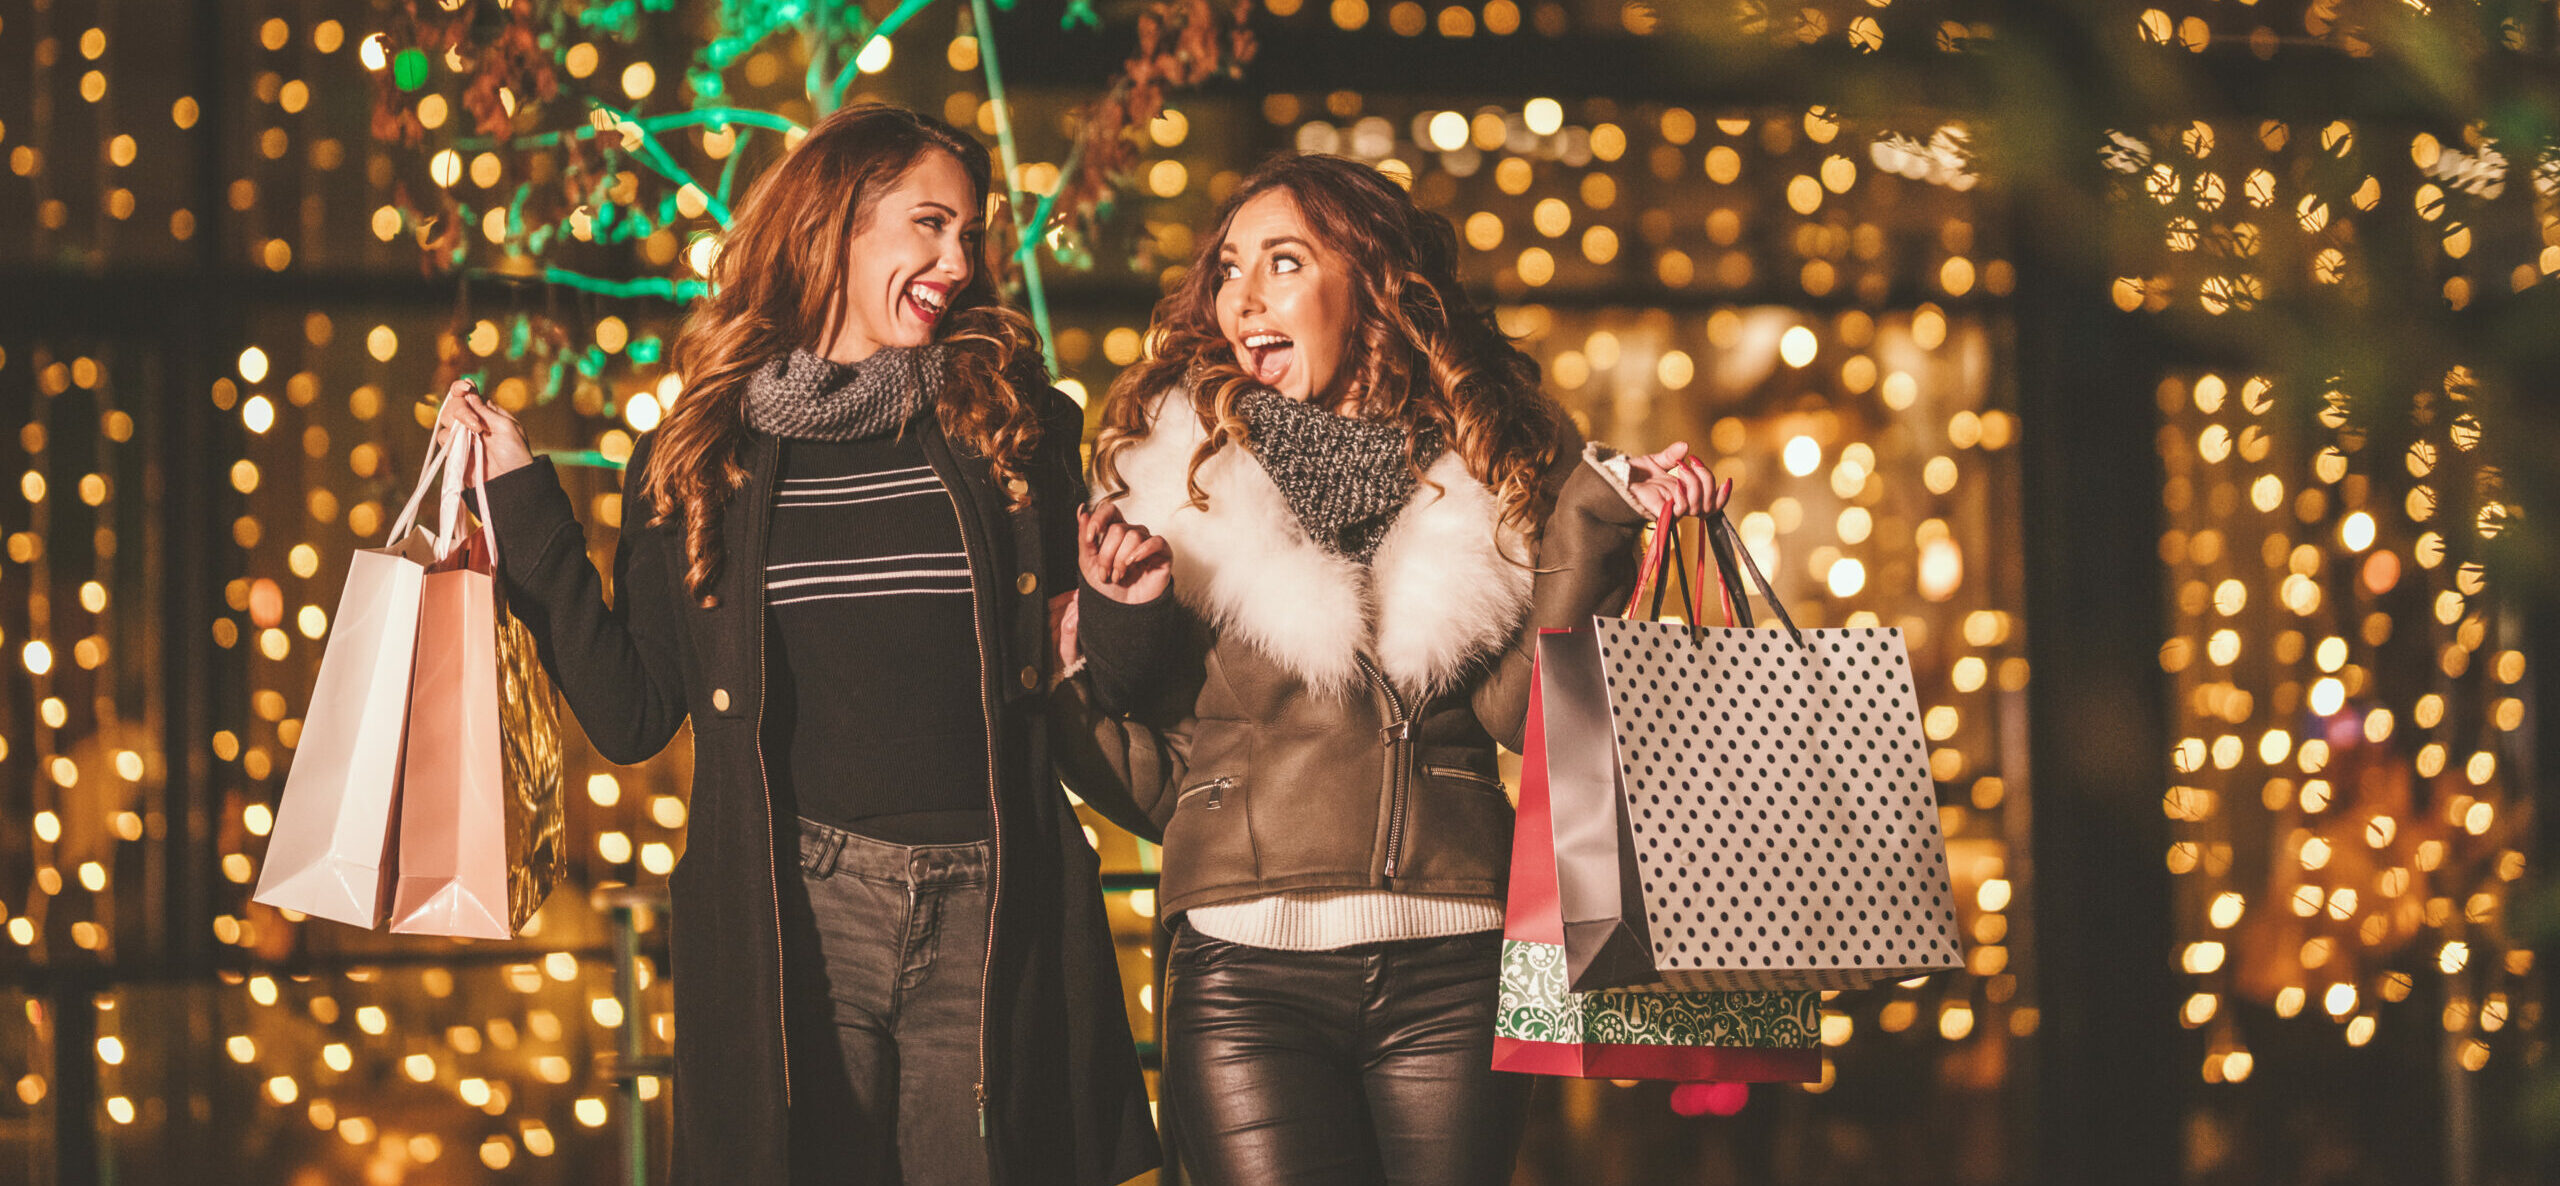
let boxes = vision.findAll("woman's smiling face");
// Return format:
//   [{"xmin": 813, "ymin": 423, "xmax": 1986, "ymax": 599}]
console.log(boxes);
[
  {"xmin": 1214, "ymin": 189, "xmax": 1358, "ymax": 409},
  {"xmin": 823, "ymin": 148, "xmax": 982, "ymax": 363}
]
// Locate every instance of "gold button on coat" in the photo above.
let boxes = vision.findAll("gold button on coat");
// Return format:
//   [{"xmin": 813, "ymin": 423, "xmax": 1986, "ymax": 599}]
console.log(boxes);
[
  {"xmin": 1019, "ymin": 666, "xmax": 1039, "ymax": 689},
  {"xmin": 1016, "ymin": 572, "xmax": 1038, "ymax": 595},
  {"xmin": 711, "ymin": 688, "xmax": 730, "ymax": 712},
  {"xmin": 1004, "ymin": 477, "xmax": 1030, "ymax": 496}
]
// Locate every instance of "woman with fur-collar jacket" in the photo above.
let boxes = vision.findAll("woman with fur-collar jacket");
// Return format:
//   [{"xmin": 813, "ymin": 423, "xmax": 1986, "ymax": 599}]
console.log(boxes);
[{"xmin": 1054, "ymin": 154, "xmax": 1721, "ymax": 1186}]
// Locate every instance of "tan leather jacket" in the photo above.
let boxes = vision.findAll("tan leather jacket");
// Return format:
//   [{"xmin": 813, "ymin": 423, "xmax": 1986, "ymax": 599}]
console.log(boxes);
[{"xmin": 1054, "ymin": 388, "xmax": 1646, "ymax": 919}]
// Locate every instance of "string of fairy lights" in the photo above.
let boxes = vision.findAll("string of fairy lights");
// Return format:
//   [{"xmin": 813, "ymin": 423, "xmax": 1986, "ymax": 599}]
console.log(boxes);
[
  {"xmin": 0, "ymin": 0, "xmax": 2551, "ymax": 1181},
  {"xmin": 2160, "ymin": 362, "xmax": 2532, "ymax": 1090},
  {"xmin": 2101, "ymin": 49, "xmax": 2546, "ymax": 1084}
]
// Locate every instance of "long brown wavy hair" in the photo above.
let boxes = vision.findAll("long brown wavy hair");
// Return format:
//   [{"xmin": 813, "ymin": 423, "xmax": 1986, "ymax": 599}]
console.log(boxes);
[
  {"xmin": 1091, "ymin": 153, "xmax": 1564, "ymax": 548},
  {"xmin": 642, "ymin": 103, "xmax": 1044, "ymax": 605}
]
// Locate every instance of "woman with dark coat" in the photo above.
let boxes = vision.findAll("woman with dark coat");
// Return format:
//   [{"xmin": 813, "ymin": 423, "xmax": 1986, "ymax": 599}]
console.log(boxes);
[
  {"xmin": 440, "ymin": 104, "xmax": 1157, "ymax": 1186},
  {"xmin": 1059, "ymin": 154, "xmax": 1718, "ymax": 1185}
]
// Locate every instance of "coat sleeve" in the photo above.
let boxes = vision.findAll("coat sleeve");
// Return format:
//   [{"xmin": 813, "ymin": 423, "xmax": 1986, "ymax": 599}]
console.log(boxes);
[
  {"xmin": 1470, "ymin": 441, "xmax": 1650, "ymax": 751},
  {"xmin": 479, "ymin": 435, "xmax": 692, "ymax": 766},
  {"xmin": 1047, "ymin": 593, "xmax": 1216, "ymax": 841},
  {"xmin": 1032, "ymin": 386, "xmax": 1086, "ymax": 598},
  {"xmin": 1046, "ymin": 679, "xmax": 1187, "ymax": 844}
]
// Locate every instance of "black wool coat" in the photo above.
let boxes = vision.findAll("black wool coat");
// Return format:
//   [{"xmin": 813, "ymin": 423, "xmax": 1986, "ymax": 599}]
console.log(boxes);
[{"xmin": 480, "ymin": 385, "xmax": 1157, "ymax": 1186}]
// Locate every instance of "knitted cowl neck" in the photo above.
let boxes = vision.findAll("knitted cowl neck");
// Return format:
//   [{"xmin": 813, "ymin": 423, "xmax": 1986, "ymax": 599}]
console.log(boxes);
[
  {"xmin": 1235, "ymin": 386, "xmax": 1444, "ymax": 565},
  {"xmin": 742, "ymin": 344, "xmax": 945, "ymax": 441}
]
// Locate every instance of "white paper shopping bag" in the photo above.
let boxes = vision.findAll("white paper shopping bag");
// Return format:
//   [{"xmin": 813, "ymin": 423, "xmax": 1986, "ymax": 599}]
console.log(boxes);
[{"xmin": 252, "ymin": 423, "xmax": 461, "ymax": 928}]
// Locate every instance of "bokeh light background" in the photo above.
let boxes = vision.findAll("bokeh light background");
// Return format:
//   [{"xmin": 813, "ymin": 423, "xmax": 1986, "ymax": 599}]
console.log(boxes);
[{"xmin": 0, "ymin": 2, "xmax": 2551, "ymax": 1184}]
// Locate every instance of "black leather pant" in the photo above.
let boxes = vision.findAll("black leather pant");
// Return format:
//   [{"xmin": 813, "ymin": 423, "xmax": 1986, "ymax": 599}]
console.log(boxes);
[{"xmin": 1161, "ymin": 923, "xmax": 1530, "ymax": 1186}]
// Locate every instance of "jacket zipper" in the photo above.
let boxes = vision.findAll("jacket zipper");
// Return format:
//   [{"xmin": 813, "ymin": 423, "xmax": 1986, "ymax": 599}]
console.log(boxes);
[
  {"xmin": 933, "ymin": 478, "xmax": 1004, "ymax": 1143},
  {"xmin": 1355, "ymin": 653, "xmax": 1414, "ymax": 878},
  {"xmin": 1424, "ymin": 764, "xmax": 1505, "ymax": 794},
  {"xmin": 1177, "ymin": 776, "xmax": 1233, "ymax": 809},
  {"xmin": 750, "ymin": 448, "xmax": 790, "ymax": 1105}
]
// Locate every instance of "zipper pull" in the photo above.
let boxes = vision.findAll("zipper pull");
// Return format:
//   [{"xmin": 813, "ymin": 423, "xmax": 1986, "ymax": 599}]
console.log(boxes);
[
  {"xmin": 977, "ymin": 1082, "xmax": 989, "ymax": 1137},
  {"xmin": 1382, "ymin": 719, "xmax": 1410, "ymax": 743},
  {"xmin": 1205, "ymin": 779, "xmax": 1226, "ymax": 810}
]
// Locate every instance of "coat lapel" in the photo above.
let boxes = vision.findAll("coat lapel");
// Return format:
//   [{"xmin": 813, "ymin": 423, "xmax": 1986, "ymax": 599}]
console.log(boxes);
[{"xmin": 1105, "ymin": 387, "xmax": 1533, "ymax": 700}]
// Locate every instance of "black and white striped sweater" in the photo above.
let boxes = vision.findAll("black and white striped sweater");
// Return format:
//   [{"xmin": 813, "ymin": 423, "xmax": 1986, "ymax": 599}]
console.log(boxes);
[{"xmin": 761, "ymin": 433, "xmax": 988, "ymax": 844}]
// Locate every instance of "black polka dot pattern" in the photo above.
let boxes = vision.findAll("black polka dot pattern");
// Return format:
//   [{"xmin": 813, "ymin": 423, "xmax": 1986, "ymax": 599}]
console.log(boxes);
[{"xmin": 1594, "ymin": 620, "xmax": 1963, "ymax": 991}]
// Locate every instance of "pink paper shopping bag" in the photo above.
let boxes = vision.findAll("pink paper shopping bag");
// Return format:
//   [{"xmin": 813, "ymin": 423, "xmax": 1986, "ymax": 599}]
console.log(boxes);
[{"xmin": 387, "ymin": 431, "xmax": 565, "ymax": 939}]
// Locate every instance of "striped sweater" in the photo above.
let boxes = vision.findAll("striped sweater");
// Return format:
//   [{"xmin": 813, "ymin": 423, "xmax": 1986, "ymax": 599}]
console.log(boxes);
[{"xmin": 761, "ymin": 435, "xmax": 989, "ymax": 844}]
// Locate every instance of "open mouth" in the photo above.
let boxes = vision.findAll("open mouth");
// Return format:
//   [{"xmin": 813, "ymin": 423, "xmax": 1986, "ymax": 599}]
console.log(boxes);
[
  {"xmin": 1240, "ymin": 331, "xmax": 1295, "ymax": 387},
  {"xmin": 903, "ymin": 280, "xmax": 949, "ymax": 326}
]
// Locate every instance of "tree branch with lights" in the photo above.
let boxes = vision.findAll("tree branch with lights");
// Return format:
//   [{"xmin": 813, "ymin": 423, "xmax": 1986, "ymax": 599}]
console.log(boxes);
[{"xmin": 363, "ymin": 0, "xmax": 1256, "ymax": 429}]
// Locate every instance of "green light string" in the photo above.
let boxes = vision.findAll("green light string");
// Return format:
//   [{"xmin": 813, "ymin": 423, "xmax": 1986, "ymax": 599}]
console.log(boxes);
[
  {"xmin": 516, "ymin": 266, "xmax": 713, "ymax": 302},
  {"xmin": 546, "ymin": 448, "xmax": 627, "ymax": 471},
  {"xmin": 1015, "ymin": 137, "xmax": 1081, "ymax": 265},
  {"xmin": 824, "ymin": 0, "xmax": 942, "ymax": 114},
  {"xmin": 583, "ymin": 103, "xmax": 741, "ymax": 227},
  {"xmin": 716, "ymin": 131, "xmax": 752, "ymax": 207},
  {"xmin": 459, "ymin": 107, "xmax": 803, "ymax": 259},
  {"xmin": 969, "ymin": 0, "xmax": 1058, "ymax": 375}
]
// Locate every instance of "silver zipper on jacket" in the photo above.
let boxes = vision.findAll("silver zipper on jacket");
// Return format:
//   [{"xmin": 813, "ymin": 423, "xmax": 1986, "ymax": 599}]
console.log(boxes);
[
  {"xmin": 1177, "ymin": 776, "xmax": 1232, "ymax": 809},
  {"xmin": 933, "ymin": 479, "xmax": 1004, "ymax": 1142},
  {"xmin": 1355, "ymin": 653, "xmax": 1414, "ymax": 878},
  {"xmin": 1424, "ymin": 764, "xmax": 1505, "ymax": 794}
]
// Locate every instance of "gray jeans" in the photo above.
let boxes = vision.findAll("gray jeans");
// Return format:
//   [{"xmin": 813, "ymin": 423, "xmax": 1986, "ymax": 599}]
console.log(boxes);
[{"xmin": 783, "ymin": 817, "xmax": 992, "ymax": 1186}]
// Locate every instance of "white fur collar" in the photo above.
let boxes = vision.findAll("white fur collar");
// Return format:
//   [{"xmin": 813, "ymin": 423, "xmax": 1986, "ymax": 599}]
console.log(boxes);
[{"xmin": 1104, "ymin": 387, "xmax": 1534, "ymax": 700}]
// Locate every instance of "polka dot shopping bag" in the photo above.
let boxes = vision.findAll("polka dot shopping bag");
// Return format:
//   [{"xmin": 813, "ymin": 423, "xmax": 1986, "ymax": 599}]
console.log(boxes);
[{"xmin": 1535, "ymin": 508, "xmax": 1964, "ymax": 994}]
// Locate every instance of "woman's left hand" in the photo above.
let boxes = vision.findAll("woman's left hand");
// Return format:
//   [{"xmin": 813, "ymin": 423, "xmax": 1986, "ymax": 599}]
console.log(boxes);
[
  {"xmin": 1078, "ymin": 502, "xmax": 1173, "ymax": 605},
  {"xmin": 1625, "ymin": 442, "xmax": 1730, "ymax": 521},
  {"xmin": 1050, "ymin": 591, "xmax": 1080, "ymax": 677}
]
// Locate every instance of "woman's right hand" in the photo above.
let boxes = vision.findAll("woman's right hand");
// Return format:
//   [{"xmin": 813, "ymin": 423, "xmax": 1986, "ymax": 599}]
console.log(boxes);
[{"xmin": 435, "ymin": 378, "xmax": 537, "ymax": 479}]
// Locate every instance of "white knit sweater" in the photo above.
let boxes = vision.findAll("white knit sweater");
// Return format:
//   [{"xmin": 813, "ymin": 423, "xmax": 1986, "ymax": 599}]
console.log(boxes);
[{"xmin": 1183, "ymin": 890, "xmax": 1504, "ymax": 951}]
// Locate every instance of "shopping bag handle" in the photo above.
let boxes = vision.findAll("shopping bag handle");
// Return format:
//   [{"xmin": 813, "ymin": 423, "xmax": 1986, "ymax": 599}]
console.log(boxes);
[
  {"xmin": 384, "ymin": 398, "xmax": 464, "ymax": 548},
  {"xmin": 1702, "ymin": 508, "xmax": 1805, "ymax": 650},
  {"xmin": 1622, "ymin": 509, "xmax": 1720, "ymax": 648},
  {"xmin": 430, "ymin": 428, "xmax": 501, "ymax": 571},
  {"xmin": 1625, "ymin": 510, "xmax": 1691, "ymax": 621}
]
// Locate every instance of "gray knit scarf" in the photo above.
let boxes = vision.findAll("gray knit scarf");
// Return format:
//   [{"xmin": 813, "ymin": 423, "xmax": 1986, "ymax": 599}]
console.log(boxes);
[
  {"xmin": 743, "ymin": 344, "xmax": 944, "ymax": 440},
  {"xmin": 1238, "ymin": 387, "xmax": 1442, "ymax": 564}
]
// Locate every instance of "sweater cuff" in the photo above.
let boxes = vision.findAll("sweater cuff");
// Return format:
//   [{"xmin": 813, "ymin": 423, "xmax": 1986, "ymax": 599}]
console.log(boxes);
[
  {"xmin": 1078, "ymin": 581, "xmax": 1182, "ymax": 715},
  {"xmin": 1079, "ymin": 581, "xmax": 1180, "ymax": 644}
]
